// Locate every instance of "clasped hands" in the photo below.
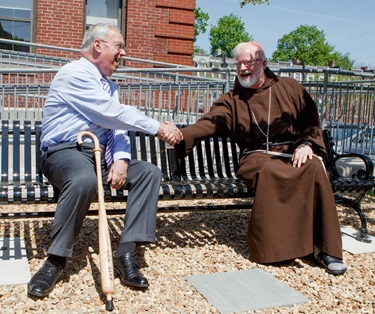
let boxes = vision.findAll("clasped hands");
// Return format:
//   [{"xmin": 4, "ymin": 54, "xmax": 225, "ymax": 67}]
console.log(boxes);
[
  {"xmin": 107, "ymin": 122, "xmax": 182, "ymax": 189},
  {"xmin": 157, "ymin": 121, "xmax": 183, "ymax": 146}
]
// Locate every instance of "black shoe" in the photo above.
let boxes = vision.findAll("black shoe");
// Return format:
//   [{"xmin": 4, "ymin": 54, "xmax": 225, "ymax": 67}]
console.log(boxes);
[
  {"xmin": 27, "ymin": 260, "xmax": 64, "ymax": 298},
  {"xmin": 315, "ymin": 252, "xmax": 347, "ymax": 275},
  {"xmin": 113, "ymin": 252, "xmax": 149, "ymax": 288}
]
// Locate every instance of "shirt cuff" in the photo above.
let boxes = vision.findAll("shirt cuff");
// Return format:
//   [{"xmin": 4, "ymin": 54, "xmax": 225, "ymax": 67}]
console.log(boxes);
[{"xmin": 113, "ymin": 152, "xmax": 131, "ymax": 162}]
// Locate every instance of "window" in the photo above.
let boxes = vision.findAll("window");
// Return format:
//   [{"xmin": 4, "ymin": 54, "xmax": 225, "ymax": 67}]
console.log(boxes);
[
  {"xmin": 0, "ymin": 0, "xmax": 32, "ymax": 52},
  {"xmin": 86, "ymin": 0, "xmax": 122, "ymax": 28}
]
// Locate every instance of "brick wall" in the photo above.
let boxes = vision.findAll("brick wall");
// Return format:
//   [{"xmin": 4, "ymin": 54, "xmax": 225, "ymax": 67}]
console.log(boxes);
[
  {"xmin": 34, "ymin": 0, "xmax": 195, "ymax": 65},
  {"xmin": 35, "ymin": 0, "xmax": 83, "ymax": 59},
  {"xmin": 125, "ymin": 0, "xmax": 195, "ymax": 67}
]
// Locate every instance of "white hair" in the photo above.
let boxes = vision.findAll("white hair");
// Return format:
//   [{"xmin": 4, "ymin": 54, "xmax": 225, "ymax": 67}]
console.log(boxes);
[{"xmin": 81, "ymin": 23, "xmax": 120, "ymax": 50}]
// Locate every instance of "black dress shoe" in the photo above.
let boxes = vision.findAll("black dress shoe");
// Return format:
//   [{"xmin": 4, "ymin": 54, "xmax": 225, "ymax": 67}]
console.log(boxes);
[
  {"xmin": 113, "ymin": 252, "xmax": 149, "ymax": 288},
  {"xmin": 315, "ymin": 252, "xmax": 347, "ymax": 275},
  {"xmin": 27, "ymin": 260, "xmax": 64, "ymax": 298}
]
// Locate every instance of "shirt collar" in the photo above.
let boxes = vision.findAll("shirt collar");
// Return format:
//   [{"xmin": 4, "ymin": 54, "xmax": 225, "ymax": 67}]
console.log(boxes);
[{"xmin": 79, "ymin": 57, "xmax": 104, "ymax": 83}]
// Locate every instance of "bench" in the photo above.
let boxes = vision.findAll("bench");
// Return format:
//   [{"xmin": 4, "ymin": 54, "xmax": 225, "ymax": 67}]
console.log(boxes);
[{"xmin": 0, "ymin": 120, "xmax": 374, "ymax": 243}]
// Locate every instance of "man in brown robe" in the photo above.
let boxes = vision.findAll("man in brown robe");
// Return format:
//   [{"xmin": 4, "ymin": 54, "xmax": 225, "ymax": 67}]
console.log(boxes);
[{"xmin": 173, "ymin": 42, "xmax": 346, "ymax": 275}]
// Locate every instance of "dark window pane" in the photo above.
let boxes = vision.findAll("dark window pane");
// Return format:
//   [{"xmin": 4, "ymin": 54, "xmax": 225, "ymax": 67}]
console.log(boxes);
[
  {"xmin": 0, "ymin": 20, "xmax": 30, "ymax": 51},
  {"xmin": 1, "ymin": 20, "xmax": 29, "ymax": 41},
  {"xmin": 14, "ymin": 21, "xmax": 30, "ymax": 41},
  {"xmin": 0, "ymin": 1, "xmax": 31, "ymax": 52}
]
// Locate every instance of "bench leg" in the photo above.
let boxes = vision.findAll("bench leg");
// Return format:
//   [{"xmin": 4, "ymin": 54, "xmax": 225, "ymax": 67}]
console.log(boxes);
[{"xmin": 345, "ymin": 195, "xmax": 372, "ymax": 243}]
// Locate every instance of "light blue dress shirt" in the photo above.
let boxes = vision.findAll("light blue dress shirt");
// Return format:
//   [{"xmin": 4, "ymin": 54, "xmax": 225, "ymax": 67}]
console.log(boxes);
[{"xmin": 40, "ymin": 57, "xmax": 160, "ymax": 162}]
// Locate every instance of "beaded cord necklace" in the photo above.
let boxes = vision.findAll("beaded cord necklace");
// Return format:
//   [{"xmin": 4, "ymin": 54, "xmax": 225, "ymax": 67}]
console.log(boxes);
[{"xmin": 249, "ymin": 86, "xmax": 272, "ymax": 153}]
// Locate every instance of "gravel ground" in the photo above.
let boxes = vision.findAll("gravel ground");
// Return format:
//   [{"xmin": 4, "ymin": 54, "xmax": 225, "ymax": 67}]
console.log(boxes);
[{"xmin": 0, "ymin": 197, "xmax": 374, "ymax": 314}]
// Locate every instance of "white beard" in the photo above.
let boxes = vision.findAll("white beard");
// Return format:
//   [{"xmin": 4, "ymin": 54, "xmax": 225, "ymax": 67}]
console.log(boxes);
[{"xmin": 237, "ymin": 67, "xmax": 263, "ymax": 88}]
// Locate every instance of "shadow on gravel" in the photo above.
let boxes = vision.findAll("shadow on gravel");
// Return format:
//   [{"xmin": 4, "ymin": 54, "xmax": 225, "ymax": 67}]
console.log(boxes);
[
  {"xmin": 154, "ymin": 209, "xmax": 251, "ymax": 258},
  {"xmin": 5, "ymin": 195, "xmax": 373, "ymax": 302},
  {"xmin": 11, "ymin": 215, "xmax": 160, "ymax": 301}
]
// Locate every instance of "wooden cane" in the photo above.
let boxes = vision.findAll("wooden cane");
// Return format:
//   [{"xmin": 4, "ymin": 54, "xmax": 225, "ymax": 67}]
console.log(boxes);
[{"xmin": 77, "ymin": 131, "xmax": 115, "ymax": 311}]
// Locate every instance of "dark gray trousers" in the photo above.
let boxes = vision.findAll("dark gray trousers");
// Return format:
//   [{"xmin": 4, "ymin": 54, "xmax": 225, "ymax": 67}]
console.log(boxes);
[{"xmin": 41, "ymin": 142, "xmax": 162, "ymax": 258}]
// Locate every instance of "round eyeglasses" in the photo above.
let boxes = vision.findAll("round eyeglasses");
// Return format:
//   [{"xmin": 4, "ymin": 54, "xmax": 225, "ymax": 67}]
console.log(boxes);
[
  {"xmin": 98, "ymin": 39, "xmax": 126, "ymax": 52},
  {"xmin": 235, "ymin": 59, "xmax": 263, "ymax": 68}
]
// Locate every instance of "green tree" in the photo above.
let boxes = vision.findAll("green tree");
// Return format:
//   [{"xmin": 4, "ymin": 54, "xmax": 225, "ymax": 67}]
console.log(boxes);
[
  {"xmin": 329, "ymin": 51, "xmax": 354, "ymax": 69},
  {"xmin": 271, "ymin": 25, "xmax": 333, "ymax": 66},
  {"xmin": 238, "ymin": 2, "xmax": 355, "ymax": 69},
  {"xmin": 194, "ymin": 46, "xmax": 207, "ymax": 54},
  {"xmin": 209, "ymin": 14, "xmax": 252, "ymax": 57},
  {"xmin": 240, "ymin": 0, "xmax": 269, "ymax": 7},
  {"xmin": 194, "ymin": 7, "xmax": 209, "ymax": 42}
]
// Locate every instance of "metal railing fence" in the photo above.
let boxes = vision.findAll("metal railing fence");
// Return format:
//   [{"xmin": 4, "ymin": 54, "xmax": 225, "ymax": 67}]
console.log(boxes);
[
  {"xmin": 1, "ymin": 42, "xmax": 375, "ymax": 155},
  {"xmin": 0, "ymin": 66, "xmax": 229, "ymax": 124}
]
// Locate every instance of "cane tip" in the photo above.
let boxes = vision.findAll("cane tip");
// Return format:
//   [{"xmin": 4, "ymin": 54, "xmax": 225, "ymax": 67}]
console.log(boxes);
[{"xmin": 105, "ymin": 299, "xmax": 114, "ymax": 311}]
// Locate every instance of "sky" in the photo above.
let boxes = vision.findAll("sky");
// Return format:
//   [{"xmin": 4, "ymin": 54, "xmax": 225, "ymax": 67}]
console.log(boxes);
[{"xmin": 195, "ymin": 0, "xmax": 375, "ymax": 68}]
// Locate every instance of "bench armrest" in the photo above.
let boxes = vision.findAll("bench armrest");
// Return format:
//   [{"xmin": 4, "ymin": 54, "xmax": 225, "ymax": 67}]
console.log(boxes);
[{"xmin": 333, "ymin": 152, "xmax": 374, "ymax": 180}]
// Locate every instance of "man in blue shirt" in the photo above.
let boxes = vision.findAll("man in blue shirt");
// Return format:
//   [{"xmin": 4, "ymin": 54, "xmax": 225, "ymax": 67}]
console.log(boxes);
[{"xmin": 28, "ymin": 23, "xmax": 183, "ymax": 298}]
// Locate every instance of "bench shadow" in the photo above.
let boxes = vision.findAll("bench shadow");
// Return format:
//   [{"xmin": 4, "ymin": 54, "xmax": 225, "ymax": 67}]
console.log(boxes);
[
  {"xmin": 154, "ymin": 206, "xmax": 251, "ymax": 258},
  {"xmin": 153, "ymin": 208, "xmax": 316, "ymax": 271},
  {"xmin": 12, "ymin": 197, "xmax": 373, "ymax": 301}
]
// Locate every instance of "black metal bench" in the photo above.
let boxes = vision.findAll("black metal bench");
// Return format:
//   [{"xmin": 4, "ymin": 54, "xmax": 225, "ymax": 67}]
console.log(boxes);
[{"xmin": 0, "ymin": 120, "xmax": 374, "ymax": 243}]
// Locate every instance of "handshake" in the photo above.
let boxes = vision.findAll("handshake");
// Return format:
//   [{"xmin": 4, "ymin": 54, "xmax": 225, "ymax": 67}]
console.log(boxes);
[{"xmin": 157, "ymin": 121, "xmax": 183, "ymax": 146}]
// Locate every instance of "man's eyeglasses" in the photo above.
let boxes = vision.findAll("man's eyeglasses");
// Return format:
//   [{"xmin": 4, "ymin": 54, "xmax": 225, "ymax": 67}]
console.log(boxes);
[
  {"xmin": 98, "ymin": 39, "xmax": 126, "ymax": 52},
  {"xmin": 235, "ymin": 59, "xmax": 263, "ymax": 68}
]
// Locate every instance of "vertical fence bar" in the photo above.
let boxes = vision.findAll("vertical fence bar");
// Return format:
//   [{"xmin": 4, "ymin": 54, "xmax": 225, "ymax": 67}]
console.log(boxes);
[{"xmin": 320, "ymin": 71, "xmax": 329, "ymax": 129}]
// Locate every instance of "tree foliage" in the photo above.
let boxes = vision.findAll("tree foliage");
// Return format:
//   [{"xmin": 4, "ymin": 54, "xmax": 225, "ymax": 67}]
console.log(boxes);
[
  {"xmin": 194, "ymin": 7, "xmax": 209, "ymax": 42},
  {"xmin": 194, "ymin": 46, "xmax": 207, "ymax": 54},
  {"xmin": 329, "ymin": 51, "xmax": 355, "ymax": 70},
  {"xmin": 237, "ymin": 3, "xmax": 356, "ymax": 68},
  {"xmin": 271, "ymin": 25, "xmax": 353, "ymax": 69},
  {"xmin": 272, "ymin": 25, "xmax": 332, "ymax": 65},
  {"xmin": 209, "ymin": 14, "xmax": 252, "ymax": 57},
  {"xmin": 240, "ymin": 0, "xmax": 269, "ymax": 8}
]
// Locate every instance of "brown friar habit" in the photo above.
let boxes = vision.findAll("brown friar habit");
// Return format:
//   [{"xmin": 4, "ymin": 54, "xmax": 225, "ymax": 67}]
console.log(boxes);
[{"xmin": 175, "ymin": 68, "xmax": 343, "ymax": 264}]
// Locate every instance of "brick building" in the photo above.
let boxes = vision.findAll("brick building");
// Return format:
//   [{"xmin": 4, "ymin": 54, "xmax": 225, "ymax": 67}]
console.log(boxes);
[{"xmin": 0, "ymin": 0, "xmax": 195, "ymax": 66}]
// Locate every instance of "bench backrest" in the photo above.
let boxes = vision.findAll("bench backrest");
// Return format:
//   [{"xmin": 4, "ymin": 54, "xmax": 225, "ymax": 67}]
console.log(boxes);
[
  {"xmin": 1, "ymin": 120, "xmax": 373, "ymax": 202},
  {"xmin": 0, "ymin": 120, "xmax": 43, "ymax": 185},
  {"xmin": 128, "ymin": 128, "xmax": 241, "ymax": 181},
  {"xmin": 0, "ymin": 120, "xmax": 361, "ymax": 183},
  {"xmin": 0, "ymin": 120, "xmax": 241, "ymax": 185}
]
